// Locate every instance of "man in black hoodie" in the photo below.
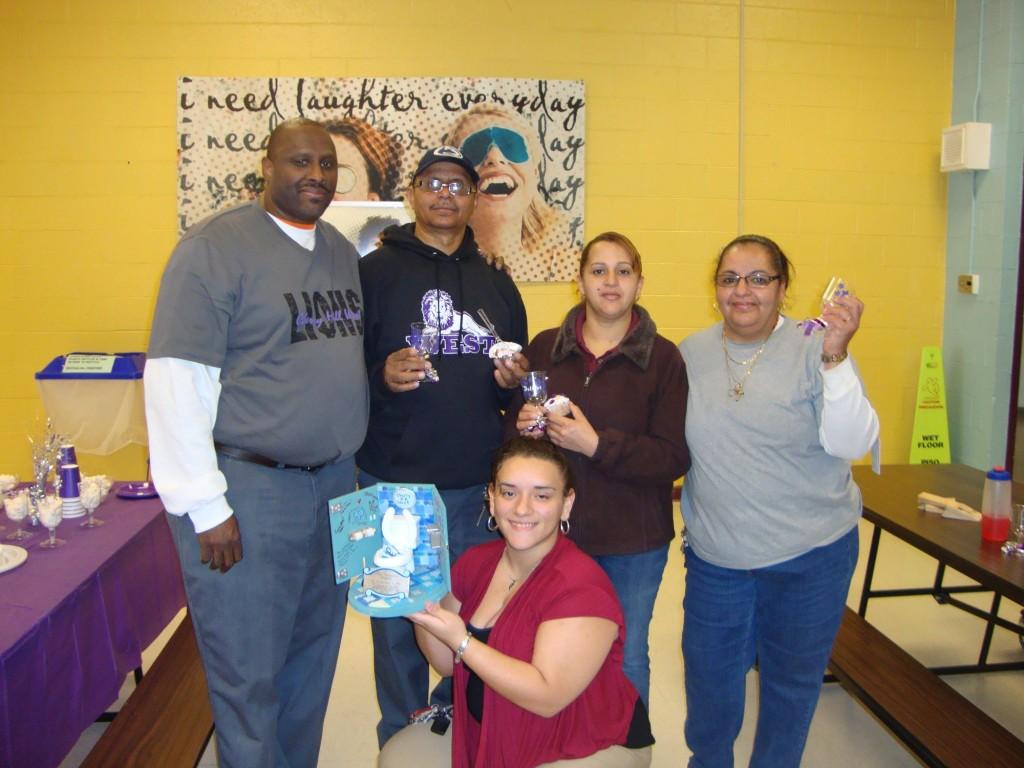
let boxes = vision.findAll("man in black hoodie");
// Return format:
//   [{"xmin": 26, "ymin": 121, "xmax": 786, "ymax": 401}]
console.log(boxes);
[{"xmin": 358, "ymin": 146, "xmax": 529, "ymax": 746}]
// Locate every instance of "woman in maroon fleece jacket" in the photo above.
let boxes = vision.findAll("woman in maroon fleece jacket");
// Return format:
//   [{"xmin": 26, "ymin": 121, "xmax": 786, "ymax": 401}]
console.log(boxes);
[{"xmin": 508, "ymin": 231, "xmax": 690, "ymax": 708}]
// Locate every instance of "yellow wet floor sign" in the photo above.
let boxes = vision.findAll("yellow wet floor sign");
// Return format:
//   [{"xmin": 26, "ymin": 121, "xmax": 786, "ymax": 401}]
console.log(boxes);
[{"xmin": 909, "ymin": 346, "xmax": 951, "ymax": 464}]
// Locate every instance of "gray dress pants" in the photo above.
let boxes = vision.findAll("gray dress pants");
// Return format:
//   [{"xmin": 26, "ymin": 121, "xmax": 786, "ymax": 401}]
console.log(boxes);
[{"xmin": 168, "ymin": 453, "xmax": 355, "ymax": 768}]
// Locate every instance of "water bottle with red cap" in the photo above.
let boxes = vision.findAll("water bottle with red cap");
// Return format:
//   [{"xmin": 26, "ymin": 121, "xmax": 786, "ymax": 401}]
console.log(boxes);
[{"xmin": 981, "ymin": 466, "xmax": 1012, "ymax": 543}]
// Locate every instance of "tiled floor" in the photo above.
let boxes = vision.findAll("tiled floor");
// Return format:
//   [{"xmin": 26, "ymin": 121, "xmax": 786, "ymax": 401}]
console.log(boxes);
[{"xmin": 62, "ymin": 518, "xmax": 1024, "ymax": 767}]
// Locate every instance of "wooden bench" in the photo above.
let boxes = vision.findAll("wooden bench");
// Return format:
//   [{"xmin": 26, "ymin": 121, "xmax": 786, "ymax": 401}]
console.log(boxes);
[
  {"xmin": 81, "ymin": 613, "xmax": 214, "ymax": 768},
  {"xmin": 828, "ymin": 607, "xmax": 1024, "ymax": 768}
]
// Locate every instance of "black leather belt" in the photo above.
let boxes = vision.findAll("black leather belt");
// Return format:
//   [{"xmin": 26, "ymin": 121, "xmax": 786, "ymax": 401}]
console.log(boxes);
[{"xmin": 213, "ymin": 442, "xmax": 333, "ymax": 472}]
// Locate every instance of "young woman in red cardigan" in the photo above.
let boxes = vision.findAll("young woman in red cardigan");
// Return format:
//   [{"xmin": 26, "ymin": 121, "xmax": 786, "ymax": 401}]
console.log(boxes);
[{"xmin": 379, "ymin": 437, "xmax": 653, "ymax": 768}]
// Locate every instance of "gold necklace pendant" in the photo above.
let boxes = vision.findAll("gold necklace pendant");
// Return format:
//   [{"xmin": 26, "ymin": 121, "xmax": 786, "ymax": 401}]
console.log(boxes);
[{"xmin": 721, "ymin": 330, "xmax": 768, "ymax": 403}]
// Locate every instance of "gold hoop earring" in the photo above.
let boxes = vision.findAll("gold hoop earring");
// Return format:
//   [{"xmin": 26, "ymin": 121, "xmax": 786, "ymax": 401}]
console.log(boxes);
[{"xmin": 712, "ymin": 301, "xmax": 720, "ymax": 313}]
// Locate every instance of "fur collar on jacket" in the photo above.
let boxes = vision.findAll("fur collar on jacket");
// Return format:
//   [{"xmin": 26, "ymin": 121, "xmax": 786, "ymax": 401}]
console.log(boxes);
[{"xmin": 550, "ymin": 303, "xmax": 658, "ymax": 370}]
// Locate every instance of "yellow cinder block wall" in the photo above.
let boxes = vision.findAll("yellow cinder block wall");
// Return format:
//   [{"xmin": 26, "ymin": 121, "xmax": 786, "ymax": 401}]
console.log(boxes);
[{"xmin": 0, "ymin": 0, "xmax": 953, "ymax": 478}]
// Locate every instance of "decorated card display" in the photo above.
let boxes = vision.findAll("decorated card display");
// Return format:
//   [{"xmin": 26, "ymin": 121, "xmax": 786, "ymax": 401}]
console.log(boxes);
[{"xmin": 329, "ymin": 484, "xmax": 450, "ymax": 618}]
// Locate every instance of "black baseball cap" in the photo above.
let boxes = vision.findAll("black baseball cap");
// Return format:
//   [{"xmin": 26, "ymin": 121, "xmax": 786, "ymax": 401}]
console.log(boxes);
[{"xmin": 413, "ymin": 146, "xmax": 480, "ymax": 185}]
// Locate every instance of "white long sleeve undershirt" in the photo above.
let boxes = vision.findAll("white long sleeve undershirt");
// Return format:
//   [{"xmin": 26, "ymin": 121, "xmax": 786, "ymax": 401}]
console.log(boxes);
[
  {"xmin": 819, "ymin": 358, "xmax": 881, "ymax": 464},
  {"xmin": 144, "ymin": 357, "xmax": 232, "ymax": 533}
]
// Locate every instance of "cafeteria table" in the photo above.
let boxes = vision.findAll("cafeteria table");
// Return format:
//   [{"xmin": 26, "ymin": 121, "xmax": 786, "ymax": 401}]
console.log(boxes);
[
  {"xmin": 854, "ymin": 463, "xmax": 1024, "ymax": 674},
  {"xmin": 0, "ymin": 486, "xmax": 186, "ymax": 768}
]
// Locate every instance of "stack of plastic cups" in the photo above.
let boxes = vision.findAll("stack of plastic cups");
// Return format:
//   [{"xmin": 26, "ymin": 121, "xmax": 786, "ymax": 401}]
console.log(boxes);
[
  {"xmin": 57, "ymin": 445, "xmax": 83, "ymax": 518},
  {"xmin": 59, "ymin": 463, "xmax": 84, "ymax": 518},
  {"xmin": 58, "ymin": 444, "xmax": 78, "ymax": 472}
]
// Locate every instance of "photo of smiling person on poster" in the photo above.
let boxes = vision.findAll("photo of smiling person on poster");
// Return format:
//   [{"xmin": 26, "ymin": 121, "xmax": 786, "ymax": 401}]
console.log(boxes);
[
  {"xmin": 322, "ymin": 117, "xmax": 404, "ymax": 201},
  {"xmin": 445, "ymin": 105, "xmax": 572, "ymax": 282}
]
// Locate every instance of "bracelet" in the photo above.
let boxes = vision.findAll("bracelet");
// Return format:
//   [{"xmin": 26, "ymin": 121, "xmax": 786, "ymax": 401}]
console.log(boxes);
[
  {"xmin": 453, "ymin": 633, "xmax": 472, "ymax": 665},
  {"xmin": 821, "ymin": 351, "xmax": 848, "ymax": 364}
]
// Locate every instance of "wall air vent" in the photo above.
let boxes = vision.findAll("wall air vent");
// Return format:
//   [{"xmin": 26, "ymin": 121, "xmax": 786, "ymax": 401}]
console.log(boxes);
[{"xmin": 940, "ymin": 122, "xmax": 991, "ymax": 172}]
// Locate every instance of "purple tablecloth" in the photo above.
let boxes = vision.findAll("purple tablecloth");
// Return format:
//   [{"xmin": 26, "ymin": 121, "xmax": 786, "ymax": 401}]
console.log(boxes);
[{"xmin": 0, "ymin": 486, "xmax": 186, "ymax": 768}]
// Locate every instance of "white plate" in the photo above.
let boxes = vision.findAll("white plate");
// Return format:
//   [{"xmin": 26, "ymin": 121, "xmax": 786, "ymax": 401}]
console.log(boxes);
[{"xmin": 0, "ymin": 544, "xmax": 28, "ymax": 574}]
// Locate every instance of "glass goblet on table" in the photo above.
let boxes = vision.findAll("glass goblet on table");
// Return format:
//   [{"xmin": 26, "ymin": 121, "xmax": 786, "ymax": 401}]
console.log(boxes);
[
  {"xmin": 0, "ymin": 476, "xmax": 16, "ymax": 532},
  {"xmin": 1002, "ymin": 504, "xmax": 1024, "ymax": 557},
  {"xmin": 79, "ymin": 483, "xmax": 106, "ymax": 528},
  {"xmin": 410, "ymin": 322, "xmax": 440, "ymax": 383},
  {"xmin": 4, "ymin": 491, "xmax": 33, "ymax": 542},
  {"xmin": 37, "ymin": 496, "xmax": 65, "ymax": 549}
]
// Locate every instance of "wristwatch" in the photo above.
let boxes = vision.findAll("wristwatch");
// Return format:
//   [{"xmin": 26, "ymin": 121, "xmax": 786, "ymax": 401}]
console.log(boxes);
[{"xmin": 821, "ymin": 351, "xmax": 849, "ymax": 364}]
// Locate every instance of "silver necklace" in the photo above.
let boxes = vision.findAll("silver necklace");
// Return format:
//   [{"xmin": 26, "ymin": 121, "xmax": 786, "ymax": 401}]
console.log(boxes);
[
  {"xmin": 503, "ymin": 549, "xmax": 542, "ymax": 592},
  {"xmin": 721, "ymin": 331, "xmax": 768, "ymax": 401}
]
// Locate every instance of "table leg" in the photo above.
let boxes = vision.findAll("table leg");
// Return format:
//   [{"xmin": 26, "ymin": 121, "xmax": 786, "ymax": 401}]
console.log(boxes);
[
  {"xmin": 96, "ymin": 667, "xmax": 144, "ymax": 722},
  {"xmin": 858, "ymin": 525, "xmax": 882, "ymax": 618},
  {"xmin": 931, "ymin": 562, "xmax": 946, "ymax": 603},
  {"xmin": 977, "ymin": 592, "xmax": 1002, "ymax": 668}
]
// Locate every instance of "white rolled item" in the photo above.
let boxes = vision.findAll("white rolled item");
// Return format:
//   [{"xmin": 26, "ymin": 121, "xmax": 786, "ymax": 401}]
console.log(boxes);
[
  {"xmin": 37, "ymin": 496, "xmax": 63, "ymax": 528},
  {"xmin": 488, "ymin": 341, "xmax": 522, "ymax": 360},
  {"xmin": 3, "ymin": 492, "xmax": 30, "ymax": 522},
  {"xmin": 543, "ymin": 395, "xmax": 572, "ymax": 417}
]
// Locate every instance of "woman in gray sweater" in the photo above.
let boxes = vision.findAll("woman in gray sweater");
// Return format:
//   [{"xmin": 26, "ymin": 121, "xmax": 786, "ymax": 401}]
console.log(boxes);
[{"xmin": 678, "ymin": 234, "xmax": 879, "ymax": 768}]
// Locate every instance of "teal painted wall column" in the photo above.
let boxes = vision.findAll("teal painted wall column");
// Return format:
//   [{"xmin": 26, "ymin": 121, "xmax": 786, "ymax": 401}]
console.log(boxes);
[{"xmin": 944, "ymin": 0, "xmax": 1024, "ymax": 470}]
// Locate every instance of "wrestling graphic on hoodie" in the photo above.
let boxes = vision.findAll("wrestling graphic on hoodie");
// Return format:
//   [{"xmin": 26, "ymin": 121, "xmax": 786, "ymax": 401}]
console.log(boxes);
[{"xmin": 412, "ymin": 289, "xmax": 498, "ymax": 356}]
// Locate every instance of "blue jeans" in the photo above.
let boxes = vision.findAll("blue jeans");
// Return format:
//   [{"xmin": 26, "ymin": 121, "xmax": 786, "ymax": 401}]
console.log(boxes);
[
  {"xmin": 359, "ymin": 471, "xmax": 496, "ymax": 747},
  {"xmin": 593, "ymin": 545, "xmax": 669, "ymax": 708},
  {"xmin": 682, "ymin": 527, "xmax": 858, "ymax": 768}
]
